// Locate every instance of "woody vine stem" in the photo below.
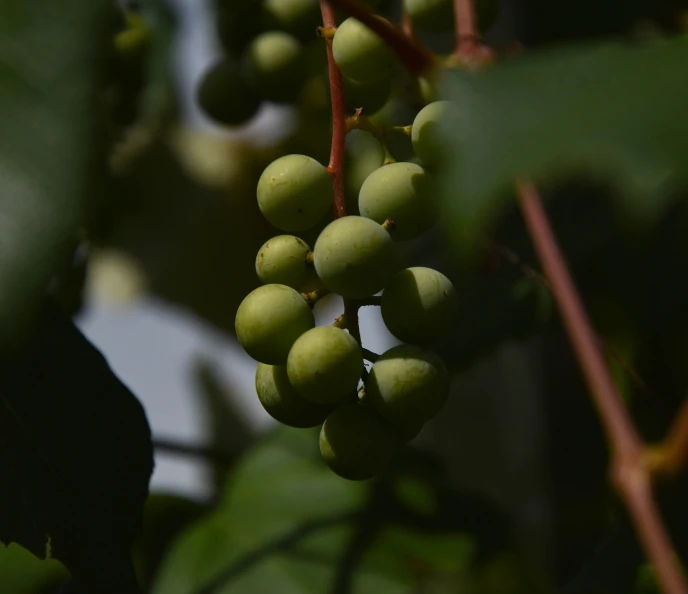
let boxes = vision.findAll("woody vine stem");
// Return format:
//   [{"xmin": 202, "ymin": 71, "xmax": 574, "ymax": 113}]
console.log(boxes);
[{"xmin": 324, "ymin": 0, "xmax": 688, "ymax": 591}]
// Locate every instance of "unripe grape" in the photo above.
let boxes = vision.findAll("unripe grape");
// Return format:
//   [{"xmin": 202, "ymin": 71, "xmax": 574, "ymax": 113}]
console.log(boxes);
[
  {"xmin": 235, "ymin": 284, "xmax": 314, "ymax": 364},
  {"xmin": 196, "ymin": 59, "xmax": 261, "ymax": 127},
  {"xmin": 263, "ymin": 0, "xmax": 321, "ymax": 40},
  {"xmin": 366, "ymin": 345, "xmax": 450, "ymax": 437},
  {"xmin": 358, "ymin": 162, "xmax": 436, "ymax": 241},
  {"xmin": 381, "ymin": 267, "xmax": 458, "ymax": 343},
  {"xmin": 411, "ymin": 100, "xmax": 461, "ymax": 171},
  {"xmin": 242, "ymin": 31, "xmax": 306, "ymax": 103},
  {"xmin": 332, "ymin": 17, "xmax": 394, "ymax": 84},
  {"xmin": 255, "ymin": 363, "xmax": 334, "ymax": 427},
  {"xmin": 257, "ymin": 154, "xmax": 333, "ymax": 232},
  {"xmin": 344, "ymin": 130, "xmax": 386, "ymax": 214},
  {"xmin": 313, "ymin": 216, "xmax": 400, "ymax": 298},
  {"xmin": 404, "ymin": 0, "xmax": 500, "ymax": 33},
  {"xmin": 287, "ymin": 327, "xmax": 364, "ymax": 404},
  {"xmin": 343, "ymin": 75, "xmax": 392, "ymax": 116},
  {"xmin": 255, "ymin": 235, "xmax": 316, "ymax": 290},
  {"xmin": 320, "ymin": 404, "xmax": 399, "ymax": 480}
]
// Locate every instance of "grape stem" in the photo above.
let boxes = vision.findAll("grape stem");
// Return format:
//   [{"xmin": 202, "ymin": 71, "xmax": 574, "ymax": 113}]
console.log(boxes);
[
  {"xmin": 324, "ymin": 0, "xmax": 436, "ymax": 76},
  {"xmin": 346, "ymin": 110, "xmax": 400, "ymax": 165},
  {"xmin": 320, "ymin": 1, "xmax": 365, "ymax": 347},
  {"xmin": 361, "ymin": 348, "xmax": 379, "ymax": 363},
  {"xmin": 453, "ymin": 0, "xmax": 479, "ymax": 56},
  {"xmin": 517, "ymin": 181, "xmax": 688, "ymax": 594},
  {"xmin": 301, "ymin": 288, "xmax": 331, "ymax": 308},
  {"xmin": 354, "ymin": 296, "xmax": 382, "ymax": 307}
]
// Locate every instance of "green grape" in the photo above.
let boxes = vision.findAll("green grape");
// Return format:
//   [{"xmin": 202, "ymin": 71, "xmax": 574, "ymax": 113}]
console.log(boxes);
[
  {"xmin": 242, "ymin": 31, "xmax": 306, "ymax": 103},
  {"xmin": 404, "ymin": 0, "xmax": 500, "ymax": 33},
  {"xmin": 313, "ymin": 216, "xmax": 400, "ymax": 298},
  {"xmin": 381, "ymin": 267, "xmax": 458, "ymax": 343},
  {"xmin": 255, "ymin": 363, "xmax": 334, "ymax": 427},
  {"xmin": 344, "ymin": 130, "xmax": 386, "ymax": 215},
  {"xmin": 287, "ymin": 327, "xmax": 364, "ymax": 404},
  {"xmin": 417, "ymin": 76, "xmax": 438, "ymax": 104},
  {"xmin": 366, "ymin": 345, "xmax": 450, "ymax": 438},
  {"xmin": 196, "ymin": 59, "xmax": 261, "ymax": 127},
  {"xmin": 411, "ymin": 100, "xmax": 461, "ymax": 171},
  {"xmin": 255, "ymin": 235, "xmax": 316, "ymax": 290},
  {"xmin": 320, "ymin": 404, "xmax": 399, "ymax": 480},
  {"xmin": 332, "ymin": 17, "xmax": 394, "ymax": 84},
  {"xmin": 257, "ymin": 154, "xmax": 333, "ymax": 232},
  {"xmin": 263, "ymin": 0, "xmax": 321, "ymax": 40},
  {"xmin": 235, "ymin": 284, "xmax": 314, "ymax": 364},
  {"xmin": 343, "ymin": 75, "xmax": 392, "ymax": 116},
  {"xmin": 358, "ymin": 162, "xmax": 436, "ymax": 241}
]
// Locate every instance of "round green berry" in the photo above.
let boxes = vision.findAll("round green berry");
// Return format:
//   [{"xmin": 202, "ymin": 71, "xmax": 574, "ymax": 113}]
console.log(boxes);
[
  {"xmin": 196, "ymin": 59, "xmax": 261, "ymax": 127},
  {"xmin": 332, "ymin": 17, "xmax": 394, "ymax": 83},
  {"xmin": 411, "ymin": 100, "xmax": 461, "ymax": 171},
  {"xmin": 358, "ymin": 162, "xmax": 436, "ymax": 241},
  {"xmin": 381, "ymin": 267, "xmax": 458, "ymax": 343},
  {"xmin": 257, "ymin": 154, "xmax": 333, "ymax": 232},
  {"xmin": 344, "ymin": 130, "xmax": 386, "ymax": 214},
  {"xmin": 242, "ymin": 31, "xmax": 306, "ymax": 103},
  {"xmin": 255, "ymin": 235, "xmax": 316, "ymax": 290},
  {"xmin": 235, "ymin": 284, "xmax": 314, "ymax": 364},
  {"xmin": 320, "ymin": 404, "xmax": 399, "ymax": 480},
  {"xmin": 255, "ymin": 363, "xmax": 333, "ymax": 427},
  {"xmin": 262, "ymin": 0, "xmax": 321, "ymax": 40},
  {"xmin": 343, "ymin": 75, "xmax": 392, "ymax": 116},
  {"xmin": 287, "ymin": 326, "xmax": 364, "ymax": 404},
  {"xmin": 366, "ymin": 345, "xmax": 450, "ymax": 436},
  {"xmin": 313, "ymin": 216, "xmax": 400, "ymax": 298}
]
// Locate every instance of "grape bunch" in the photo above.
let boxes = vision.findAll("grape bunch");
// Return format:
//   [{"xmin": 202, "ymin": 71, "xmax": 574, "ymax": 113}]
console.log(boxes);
[{"xmin": 196, "ymin": 0, "xmax": 486, "ymax": 481}]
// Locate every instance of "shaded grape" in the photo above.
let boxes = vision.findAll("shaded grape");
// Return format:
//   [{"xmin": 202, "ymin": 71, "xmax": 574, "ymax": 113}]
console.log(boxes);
[
  {"xmin": 235, "ymin": 284, "xmax": 314, "ymax": 364},
  {"xmin": 320, "ymin": 404, "xmax": 399, "ymax": 480},
  {"xmin": 287, "ymin": 327, "xmax": 364, "ymax": 404},
  {"xmin": 411, "ymin": 100, "xmax": 462, "ymax": 171},
  {"xmin": 255, "ymin": 363, "xmax": 334, "ymax": 427},
  {"xmin": 332, "ymin": 17, "xmax": 394, "ymax": 83},
  {"xmin": 343, "ymin": 75, "xmax": 392, "ymax": 116},
  {"xmin": 257, "ymin": 154, "xmax": 333, "ymax": 232},
  {"xmin": 255, "ymin": 235, "xmax": 316, "ymax": 290},
  {"xmin": 242, "ymin": 31, "xmax": 306, "ymax": 103},
  {"xmin": 263, "ymin": 0, "xmax": 321, "ymax": 40},
  {"xmin": 344, "ymin": 130, "xmax": 386, "ymax": 214},
  {"xmin": 313, "ymin": 216, "xmax": 400, "ymax": 298},
  {"xmin": 381, "ymin": 267, "xmax": 458, "ymax": 343},
  {"xmin": 358, "ymin": 162, "xmax": 436, "ymax": 241},
  {"xmin": 366, "ymin": 345, "xmax": 450, "ymax": 437},
  {"xmin": 196, "ymin": 59, "xmax": 261, "ymax": 126}
]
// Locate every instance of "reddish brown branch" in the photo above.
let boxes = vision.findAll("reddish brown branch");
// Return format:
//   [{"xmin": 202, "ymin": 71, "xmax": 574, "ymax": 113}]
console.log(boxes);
[
  {"xmin": 324, "ymin": 0, "xmax": 435, "ymax": 76},
  {"xmin": 320, "ymin": 2, "xmax": 348, "ymax": 218},
  {"xmin": 401, "ymin": 8, "xmax": 415, "ymax": 39},
  {"xmin": 454, "ymin": 0, "xmax": 479, "ymax": 55},
  {"xmin": 651, "ymin": 398, "xmax": 688, "ymax": 477},
  {"xmin": 517, "ymin": 181, "xmax": 688, "ymax": 594}
]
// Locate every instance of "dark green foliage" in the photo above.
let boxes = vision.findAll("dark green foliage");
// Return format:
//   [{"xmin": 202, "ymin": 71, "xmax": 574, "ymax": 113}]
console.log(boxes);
[{"xmin": 0, "ymin": 299, "xmax": 154, "ymax": 592}]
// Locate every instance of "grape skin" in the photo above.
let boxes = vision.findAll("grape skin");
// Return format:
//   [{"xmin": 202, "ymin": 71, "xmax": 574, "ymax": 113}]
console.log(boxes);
[
  {"xmin": 262, "ymin": 0, "xmax": 321, "ymax": 40},
  {"xmin": 343, "ymin": 75, "xmax": 392, "ymax": 116},
  {"xmin": 411, "ymin": 101, "xmax": 462, "ymax": 171},
  {"xmin": 196, "ymin": 59, "xmax": 261, "ymax": 127},
  {"xmin": 242, "ymin": 31, "xmax": 306, "ymax": 103},
  {"xmin": 257, "ymin": 154, "xmax": 333, "ymax": 232},
  {"xmin": 255, "ymin": 235, "xmax": 315, "ymax": 290},
  {"xmin": 358, "ymin": 162, "xmax": 436, "ymax": 242},
  {"xmin": 381, "ymin": 267, "xmax": 458, "ymax": 343},
  {"xmin": 255, "ymin": 363, "xmax": 333, "ymax": 428},
  {"xmin": 366, "ymin": 345, "xmax": 450, "ymax": 438},
  {"xmin": 320, "ymin": 404, "xmax": 399, "ymax": 480},
  {"xmin": 332, "ymin": 17, "xmax": 394, "ymax": 84},
  {"xmin": 235, "ymin": 284, "xmax": 314, "ymax": 364},
  {"xmin": 287, "ymin": 327, "xmax": 363, "ymax": 404},
  {"xmin": 313, "ymin": 216, "xmax": 400, "ymax": 298},
  {"xmin": 344, "ymin": 130, "xmax": 386, "ymax": 215}
]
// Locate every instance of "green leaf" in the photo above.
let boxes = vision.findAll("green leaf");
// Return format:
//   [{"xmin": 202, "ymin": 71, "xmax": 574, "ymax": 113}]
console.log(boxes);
[
  {"xmin": 0, "ymin": 299, "xmax": 154, "ymax": 592},
  {"xmin": 0, "ymin": 0, "xmax": 113, "ymax": 345},
  {"xmin": 437, "ymin": 35, "xmax": 688, "ymax": 252}
]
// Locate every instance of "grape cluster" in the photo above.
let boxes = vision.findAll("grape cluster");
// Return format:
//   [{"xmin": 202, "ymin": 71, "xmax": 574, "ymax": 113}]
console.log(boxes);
[{"xmin": 199, "ymin": 0, "xmax": 467, "ymax": 481}]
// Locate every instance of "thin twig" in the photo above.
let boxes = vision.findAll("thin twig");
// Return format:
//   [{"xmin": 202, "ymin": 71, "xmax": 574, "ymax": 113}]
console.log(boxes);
[
  {"xmin": 325, "ymin": 0, "xmax": 436, "ymax": 76},
  {"xmin": 516, "ymin": 181, "xmax": 688, "ymax": 594},
  {"xmin": 197, "ymin": 513, "xmax": 357, "ymax": 594},
  {"xmin": 649, "ymin": 398, "xmax": 688, "ymax": 477},
  {"xmin": 453, "ymin": 0, "xmax": 479, "ymax": 55}
]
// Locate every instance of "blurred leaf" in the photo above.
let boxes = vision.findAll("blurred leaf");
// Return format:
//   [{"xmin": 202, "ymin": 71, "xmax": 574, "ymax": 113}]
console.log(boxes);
[
  {"xmin": 0, "ymin": 542, "xmax": 69, "ymax": 594},
  {"xmin": 437, "ymin": 36, "xmax": 688, "ymax": 253},
  {"xmin": 0, "ymin": 0, "xmax": 113, "ymax": 345},
  {"xmin": 0, "ymin": 299, "xmax": 154, "ymax": 592}
]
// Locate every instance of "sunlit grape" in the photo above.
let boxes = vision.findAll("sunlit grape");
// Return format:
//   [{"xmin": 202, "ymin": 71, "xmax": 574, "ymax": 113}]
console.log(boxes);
[
  {"xmin": 255, "ymin": 235, "xmax": 316, "ymax": 290},
  {"xmin": 332, "ymin": 17, "xmax": 394, "ymax": 83}
]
